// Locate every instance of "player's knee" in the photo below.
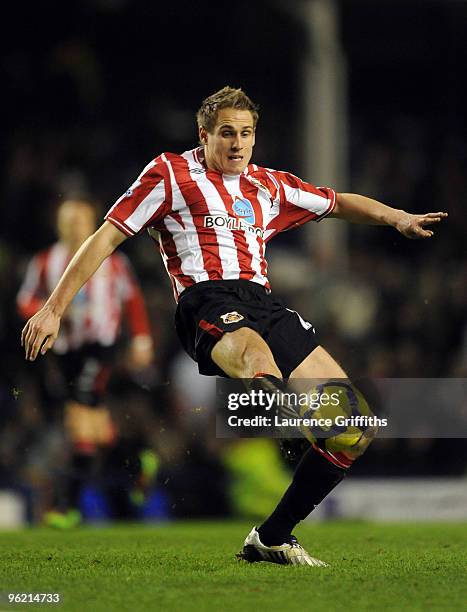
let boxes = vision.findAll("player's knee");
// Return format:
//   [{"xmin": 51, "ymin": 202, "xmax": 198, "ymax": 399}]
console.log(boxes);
[
  {"xmin": 239, "ymin": 344, "xmax": 277, "ymax": 378},
  {"xmin": 211, "ymin": 327, "xmax": 280, "ymax": 378},
  {"xmin": 233, "ymin": 342, "xmax": 278, "ymax": 378}
]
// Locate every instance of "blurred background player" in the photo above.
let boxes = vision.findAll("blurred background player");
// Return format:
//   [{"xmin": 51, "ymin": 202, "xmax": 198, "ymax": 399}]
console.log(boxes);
[{"xmin": 17, "ymin": 199, "xmax": 154, "ymax": 527}]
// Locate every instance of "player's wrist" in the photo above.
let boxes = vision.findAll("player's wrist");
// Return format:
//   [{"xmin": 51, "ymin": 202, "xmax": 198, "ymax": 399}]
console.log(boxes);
[
  {"xmin": 386, "ymin": 208, "xmax": 407, "ymax": 230},
  {"xmin": 42, "ymin": 299, "xmax": 64, "ymax": 319}
]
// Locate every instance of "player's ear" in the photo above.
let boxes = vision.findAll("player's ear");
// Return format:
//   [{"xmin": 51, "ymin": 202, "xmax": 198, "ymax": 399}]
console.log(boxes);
[{"xmin": 199, "ymin": 126, "xmax": 208, "ymax": 145}]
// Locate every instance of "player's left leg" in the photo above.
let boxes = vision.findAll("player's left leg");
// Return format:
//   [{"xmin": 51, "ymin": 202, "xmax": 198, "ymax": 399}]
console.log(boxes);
[
  {"xmin": 289, "ymin": 346, "xmax": 377, "ymax": 460},
  {"xmin": 254, "ymin": 346, "xmax": 377, "ymax": 553}
]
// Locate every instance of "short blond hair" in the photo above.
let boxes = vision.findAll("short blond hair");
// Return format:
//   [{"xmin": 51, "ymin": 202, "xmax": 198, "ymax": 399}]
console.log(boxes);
[{"xmin": 196, "ymin": 86, "xmax": 259, "ymax": 133}]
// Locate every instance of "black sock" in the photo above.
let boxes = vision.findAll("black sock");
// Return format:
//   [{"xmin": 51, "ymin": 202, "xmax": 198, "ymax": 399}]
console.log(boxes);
[
  {"xmin": 61, "ymin": 453, "xmax": 96, "ymax": 511},
  {"xmin": 247, "ymin": 375, "xmax": 298, "ymax": 422},
  {"xmin": 257, "ymin": 446, "xmax": 346, "ymax": 546},
  {"xmin": 248, "ymin": 374, "xmax": 287, "ymax": 393}
]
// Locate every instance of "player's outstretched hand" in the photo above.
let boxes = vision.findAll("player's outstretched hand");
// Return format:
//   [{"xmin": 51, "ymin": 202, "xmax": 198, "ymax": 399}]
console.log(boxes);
[
  {"xmin": 395, "ymin": 211, "xmax": 448, "ymax": 239},
  {"xmin": 21, "ymin": 305, "xmax": 61, "ymax": 361}
]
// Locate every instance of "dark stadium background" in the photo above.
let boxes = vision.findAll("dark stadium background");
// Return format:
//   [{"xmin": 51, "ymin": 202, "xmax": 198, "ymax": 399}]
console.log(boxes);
[{"xmin": 1, "ymin": 0, "xmax": 466, "ymax": 523}]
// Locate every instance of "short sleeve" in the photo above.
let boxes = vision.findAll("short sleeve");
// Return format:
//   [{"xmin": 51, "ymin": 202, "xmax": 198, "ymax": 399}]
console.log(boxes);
[
  {"xmin": 265, "ymin": 170, "xmax": 336, "ymax": 241},
  {"xmin": 105, "ymin": 160, "xmax": 170, "ymax": 236}
]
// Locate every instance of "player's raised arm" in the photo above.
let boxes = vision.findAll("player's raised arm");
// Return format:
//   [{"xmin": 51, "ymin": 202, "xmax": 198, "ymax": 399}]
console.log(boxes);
[
  {"xmin": 21, "ymin": 220, "xmax": 128, "ymax": 361},
  {"xmin": 331, "ymin": 193, "xmax": 448, "ymax": 239}
]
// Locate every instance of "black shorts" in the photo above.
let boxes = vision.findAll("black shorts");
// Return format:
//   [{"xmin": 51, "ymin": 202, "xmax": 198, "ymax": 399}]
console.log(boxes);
[
  {"xmin": 175, "ymin": 279, "xmax": 319, "ymax": 378},
  {"xmin": 44, "ymin": 344, "xmax": 114, "ymax": 407}
]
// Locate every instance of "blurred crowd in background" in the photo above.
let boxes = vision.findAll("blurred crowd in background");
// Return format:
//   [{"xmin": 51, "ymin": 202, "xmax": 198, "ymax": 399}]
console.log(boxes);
[{"xmin": 1, "ymin": 0, "xmax": 466, "ymax": 524}]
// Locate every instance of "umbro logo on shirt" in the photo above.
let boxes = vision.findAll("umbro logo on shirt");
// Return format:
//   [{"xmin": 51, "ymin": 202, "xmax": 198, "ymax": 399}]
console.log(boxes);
[{"xmin": 189, "ymin": 167, "xmax": 207, "ymax": 174}]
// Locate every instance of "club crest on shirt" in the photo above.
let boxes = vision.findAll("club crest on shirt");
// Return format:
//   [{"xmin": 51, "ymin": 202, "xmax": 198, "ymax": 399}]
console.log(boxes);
[
  {"xmin": 220, "ymin": 311, "xmax": 244, "ymax": 324},
  {"xmin": 233, "ymin": 197, "xmax": 255, "ymax": 225}
]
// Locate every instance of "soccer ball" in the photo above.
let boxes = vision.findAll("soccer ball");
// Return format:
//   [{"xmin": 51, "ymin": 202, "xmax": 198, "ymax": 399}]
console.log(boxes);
[{"xmin": 298, "ymin": 381, "xmax": 373, "ymax": 452}]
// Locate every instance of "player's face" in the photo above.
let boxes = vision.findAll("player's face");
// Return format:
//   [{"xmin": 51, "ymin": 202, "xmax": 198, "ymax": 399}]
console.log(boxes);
[
  {"xmin": 200, "ymin": 108, "xmax": 256, "ymax": 175},
  {"xmin": 57, "ymin": 201, "xmax": 96, "ymax": 249}
]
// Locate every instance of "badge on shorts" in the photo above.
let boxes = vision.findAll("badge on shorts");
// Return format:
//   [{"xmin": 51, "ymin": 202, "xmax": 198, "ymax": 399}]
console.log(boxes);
[{"xmin": 220, "ymin": 311, "xmax": 244, "ymax": 324}]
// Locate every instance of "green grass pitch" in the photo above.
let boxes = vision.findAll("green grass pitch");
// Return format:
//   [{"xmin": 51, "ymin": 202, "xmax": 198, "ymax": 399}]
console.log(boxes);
[{"xmin": 0, "ymin": 521, "xmax": 465, "ymax": 611}]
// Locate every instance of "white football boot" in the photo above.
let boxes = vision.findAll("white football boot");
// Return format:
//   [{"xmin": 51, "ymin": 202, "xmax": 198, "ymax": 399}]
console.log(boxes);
[{"xmin": 237, "ymin": 527, "xmax": 328, "ymax": 567}]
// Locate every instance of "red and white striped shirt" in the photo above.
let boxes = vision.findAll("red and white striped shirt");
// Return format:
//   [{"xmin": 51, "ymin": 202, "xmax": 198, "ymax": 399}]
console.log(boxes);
[
  {"xmin": 17, "ymin": 243, "xmax": 151, "ymax": 353},
  {"xmin": 105, "ymin": 147, "xmax": 336, "ymax": 301}
]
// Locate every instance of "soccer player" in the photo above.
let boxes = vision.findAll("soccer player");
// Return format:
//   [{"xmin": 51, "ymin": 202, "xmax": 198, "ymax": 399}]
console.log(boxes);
[
  {"xmin": 21, "ymin": 88, "xmax": 446, "ymax": 562},
  {"xmin": 18, "ymin": 198, "xmax": 154, "ymax": 526}
]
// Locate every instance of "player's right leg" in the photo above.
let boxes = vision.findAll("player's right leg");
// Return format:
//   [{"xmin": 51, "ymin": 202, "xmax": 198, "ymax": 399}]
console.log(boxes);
[
  {"xmin": 211, "ymin": 329, "xmax": 331, "ymax": 566},
  {"xmin": 249, "ymin": 346, "xmax": 377, "ymax": 564}
]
